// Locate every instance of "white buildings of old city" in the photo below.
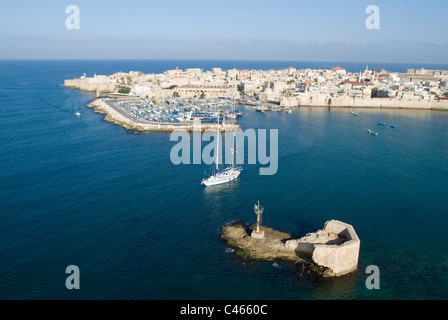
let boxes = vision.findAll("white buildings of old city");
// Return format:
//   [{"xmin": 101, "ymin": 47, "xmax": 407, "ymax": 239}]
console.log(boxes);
[{"xmin": 66, "ymin": 66, "xmax": 448, "ymax": 108}]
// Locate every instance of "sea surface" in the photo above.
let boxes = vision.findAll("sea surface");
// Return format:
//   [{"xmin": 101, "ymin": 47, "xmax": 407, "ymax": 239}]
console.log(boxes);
[{"xmin": 1, "ymin": 60, "xmax": 448, "ymax": 300}]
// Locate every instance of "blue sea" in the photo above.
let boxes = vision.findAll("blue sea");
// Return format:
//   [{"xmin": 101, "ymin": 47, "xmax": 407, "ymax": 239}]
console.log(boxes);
[{"xmin": 1, "ymin": 60, "xmax": 448, "ymax": 300}]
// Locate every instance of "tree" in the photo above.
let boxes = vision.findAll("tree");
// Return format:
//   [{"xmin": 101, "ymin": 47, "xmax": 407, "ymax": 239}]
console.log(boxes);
[
  {"xmin": 327, "ymin": 98, "xmax": 332, "ymax": 108},
  {"xmin": 200, "ymin": 91, "xmax": 206, "ymax": 99},
  {"xmin": 173, "ymin": 91, "xmax": 179, "ymax": 98},
  {"xmin": 118, "ymin": 87, "xmax": 131, "ymax": 94}
]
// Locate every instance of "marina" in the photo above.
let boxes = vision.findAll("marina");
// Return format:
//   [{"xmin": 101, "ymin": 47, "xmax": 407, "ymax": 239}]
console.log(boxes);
[
  {"xmin": 109, "ymin": 97, "xmax": 242, "ymax": 125},
  {"xmin": 87, "ymin": 98, "xmax": 242, "ymax": 132}
]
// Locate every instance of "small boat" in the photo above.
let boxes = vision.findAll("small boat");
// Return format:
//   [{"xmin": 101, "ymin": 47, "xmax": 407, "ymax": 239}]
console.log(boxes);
[
  {"xmin": 233, "ymin": 110, "xmax": 243, "ymax": 117},
  {"xmin": 378, "ymin": 122, "xmax": 386, "ymax": 126},
  {"xmin": 367, "ymin": 129, "xmax": 378, "ymax": 136},
  {"xmin": 75, "ymin": 112, "xmax": 81, "ymax": 117},
  {"xmin": 390, "ymin": 125, "xmax": 396, "ymax": 128}
]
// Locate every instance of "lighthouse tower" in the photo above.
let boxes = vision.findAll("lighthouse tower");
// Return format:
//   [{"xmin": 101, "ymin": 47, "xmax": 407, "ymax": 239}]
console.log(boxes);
[{"xmin": 251, "ymin": 201, "xmax": 265, "ymax": 239}]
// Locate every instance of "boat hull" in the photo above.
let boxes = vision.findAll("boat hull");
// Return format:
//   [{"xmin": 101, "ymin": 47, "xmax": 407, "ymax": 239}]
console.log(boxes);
[{"xmin": 201, "ymin": 171, "xmax": 241, "ymax": 187}]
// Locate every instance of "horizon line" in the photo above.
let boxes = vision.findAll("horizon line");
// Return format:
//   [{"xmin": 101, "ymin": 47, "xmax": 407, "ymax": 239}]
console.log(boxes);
[{"xmin": 1, "ymin": 58, "xmax": 447, "ymax": 66}]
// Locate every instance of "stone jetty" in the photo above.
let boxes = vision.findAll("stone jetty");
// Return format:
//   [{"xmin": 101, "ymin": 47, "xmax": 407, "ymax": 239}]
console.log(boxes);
[{"xmin": 221, "ymin": 220, "xmax": 360, "ymax": 277}]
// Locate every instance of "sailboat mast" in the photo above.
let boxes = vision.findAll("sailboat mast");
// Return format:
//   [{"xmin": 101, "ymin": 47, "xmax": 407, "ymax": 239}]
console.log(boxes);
[
  {"xmin": 233, "ymin": 77, "xmax": 236, "ymax": 112},
  {"xmin": 231, "ymin": 130, "xmax": 235, "ymax": 168},
  {"xmin": 216, "ymin": 116, "xmax": 219, "ymax": 173}
]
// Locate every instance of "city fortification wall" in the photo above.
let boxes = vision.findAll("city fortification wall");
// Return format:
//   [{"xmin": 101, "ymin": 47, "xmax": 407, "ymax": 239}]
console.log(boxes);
[
  {"xmin": 282, "ymin": 95, "xmax": 448, "ymax": 110},
  {"xmin": 285, "ymin": 220, "xmax": 360, "ymax": 277},
  {"xmin": 310, "ymin": 220, "xmax": 360, "ymax": 277},
  {"xmin": 64, "ymin": 78, "xmax": 116, "ymax": 93}
]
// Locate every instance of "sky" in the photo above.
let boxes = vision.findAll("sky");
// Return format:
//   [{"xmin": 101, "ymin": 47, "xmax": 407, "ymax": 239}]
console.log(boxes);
[{"xmin": 0, "ymin": 0, "xmax": 447, "ymax": 63}]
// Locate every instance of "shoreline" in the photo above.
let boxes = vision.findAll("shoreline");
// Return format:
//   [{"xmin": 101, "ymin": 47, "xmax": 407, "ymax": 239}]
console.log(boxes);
[
  {"xmin": 280, "ymin": 96, "xmax": 448, "ymax": 111},
  {"xmin": 297, "ymin": 104, "xmax": 448, "ymax": 111},
  {"xmin": 297, "ymin": 102, "xmax": 448, "ymax": 111},
  {"xmin": 87, "ymin": 98, "xmax": 241, "ymax": 132}
]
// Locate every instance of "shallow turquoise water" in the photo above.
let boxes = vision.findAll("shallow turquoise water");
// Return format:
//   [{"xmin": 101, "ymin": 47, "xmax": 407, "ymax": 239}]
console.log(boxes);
[{"xmin": 0, "ymin": 60, "xmax": 447, "ymax": 299}]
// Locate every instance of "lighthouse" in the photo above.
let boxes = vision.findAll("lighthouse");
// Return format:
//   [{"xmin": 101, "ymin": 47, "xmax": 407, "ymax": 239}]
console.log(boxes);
[{"xmin": 251, "ymin": 201, "xmax": 265, "ymax": 239}]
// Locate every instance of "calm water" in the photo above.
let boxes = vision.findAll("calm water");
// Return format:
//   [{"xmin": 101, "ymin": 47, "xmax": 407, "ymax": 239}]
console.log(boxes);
[{"xmin": 1, "ymin": 60, "xmax": 448, "ymax": 300}]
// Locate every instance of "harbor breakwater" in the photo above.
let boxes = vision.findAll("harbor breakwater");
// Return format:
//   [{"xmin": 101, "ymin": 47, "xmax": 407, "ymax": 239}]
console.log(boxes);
[{"xmin": 88, "ymin": 99, "xmax": 241, "ymax": 132}]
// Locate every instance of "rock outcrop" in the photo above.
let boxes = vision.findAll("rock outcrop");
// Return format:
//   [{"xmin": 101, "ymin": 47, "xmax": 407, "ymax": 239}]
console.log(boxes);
[{"xmin": 221, "ymin": 221, "xmax": 300, "ymax": 262}]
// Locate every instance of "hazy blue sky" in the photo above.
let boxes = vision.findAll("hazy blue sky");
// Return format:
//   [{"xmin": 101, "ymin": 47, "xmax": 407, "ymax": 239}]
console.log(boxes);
[{"xmin": 1, "ymin": 0, "xmax": 447, "ymax": 63}]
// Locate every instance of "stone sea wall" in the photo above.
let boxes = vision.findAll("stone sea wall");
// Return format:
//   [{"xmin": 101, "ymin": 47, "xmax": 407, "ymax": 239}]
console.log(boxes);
[
  {"xmin": 65, "ymin": 79, "xmax": 116, "ymax": 93},
  {"xmin": 287, "ymin": 220, "xmax": 361, "ymax": 277},
  {"xmin": 282, "ymin": 95, "xmax": 448, "ymax": 110}
]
